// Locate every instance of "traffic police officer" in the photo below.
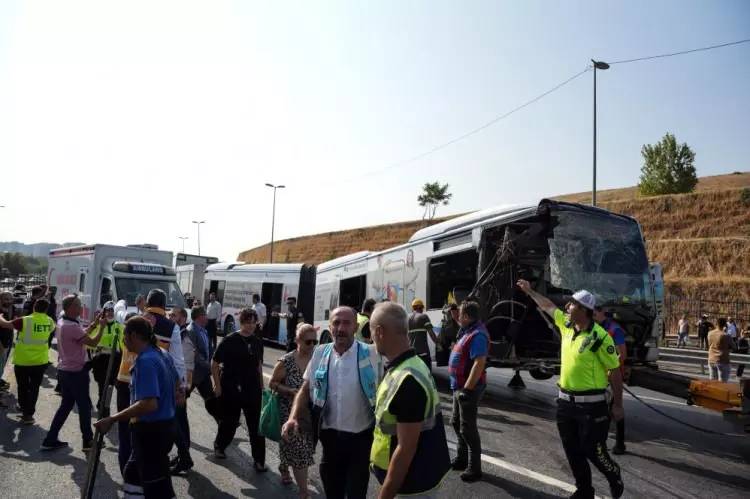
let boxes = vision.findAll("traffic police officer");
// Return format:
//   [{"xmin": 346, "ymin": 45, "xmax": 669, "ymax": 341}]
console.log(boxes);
[
  {"xmin": 0, "ymin": 298, "xmax": 56, "ymax": 425},
  {"xmin": 517, "ymin": 279, "xmax": 624, "ymax": 499},
  {"xmin": 89, "ymin": 301, "xmax": 123, "ymax": 412}
]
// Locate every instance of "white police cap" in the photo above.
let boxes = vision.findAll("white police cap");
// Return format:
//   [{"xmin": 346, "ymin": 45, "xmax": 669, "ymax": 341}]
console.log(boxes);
[{"xmin": 572, "ymin": 290, "xmax": 596, "ymax": 310}]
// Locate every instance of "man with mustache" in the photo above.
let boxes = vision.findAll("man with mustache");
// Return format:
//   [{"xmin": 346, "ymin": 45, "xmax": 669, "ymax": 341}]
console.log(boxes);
[{"xmin": 283, "ymin": 306, "xmax": 382, "ymax": 499}]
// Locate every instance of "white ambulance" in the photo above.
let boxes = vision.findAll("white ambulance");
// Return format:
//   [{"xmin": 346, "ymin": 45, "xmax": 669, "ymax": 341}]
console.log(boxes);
[{"xmin": 47, "ymin": 244, "xmax": 185, "ymax": 324}]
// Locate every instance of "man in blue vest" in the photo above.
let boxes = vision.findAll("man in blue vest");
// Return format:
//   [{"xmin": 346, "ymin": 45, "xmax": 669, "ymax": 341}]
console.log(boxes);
[{"xmin": 282, "ymin": 306, "xmax": 382, "ymax": 499}]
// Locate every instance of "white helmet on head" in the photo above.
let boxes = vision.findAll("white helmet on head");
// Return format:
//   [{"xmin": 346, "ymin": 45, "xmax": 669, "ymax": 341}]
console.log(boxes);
[{"xmin": 572, "ymin": 290, "xmax": 596, "ymax": 311}]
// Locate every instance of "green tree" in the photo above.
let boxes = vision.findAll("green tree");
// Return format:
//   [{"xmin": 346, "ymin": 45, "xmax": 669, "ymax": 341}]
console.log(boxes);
[
  {"xmin": 418, "ymin": 181, "xmax": 452, "ymax": 220},
  {"xmin": 638, "ymin": 133, "xmax": 698, "ymax": 196},
  {"xmin": 2, "ymin": 252, "xmax": 28, "ymax": 276}
]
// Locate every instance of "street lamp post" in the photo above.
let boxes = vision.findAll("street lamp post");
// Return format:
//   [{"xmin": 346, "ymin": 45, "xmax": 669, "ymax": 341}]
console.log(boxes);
[
  {"xmin": 191, "ymin": 221, "xmax": 205, "ymax": 255},
  {"xmin": 592, "ymin": 59, "xmax": 609, "ymax": 207},
  {"xmin": 264, "ymin": 183, "xmax": 285, "ymax": 263},
  {"xmin": 177, "ymin": 236, "xmax": 189, "ymax": 253}
]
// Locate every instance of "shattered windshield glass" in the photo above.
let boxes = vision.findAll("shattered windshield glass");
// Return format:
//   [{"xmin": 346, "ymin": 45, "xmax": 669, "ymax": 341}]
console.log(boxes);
[{"xmin": 548, "ymin": 209, "xmax": 652, "ymax": 305}]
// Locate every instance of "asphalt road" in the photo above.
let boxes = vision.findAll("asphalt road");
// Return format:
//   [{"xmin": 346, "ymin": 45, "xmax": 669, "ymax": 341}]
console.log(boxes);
[{"xmin": 1, "ymin": 344, "xmax": 748, "ymax": 498}]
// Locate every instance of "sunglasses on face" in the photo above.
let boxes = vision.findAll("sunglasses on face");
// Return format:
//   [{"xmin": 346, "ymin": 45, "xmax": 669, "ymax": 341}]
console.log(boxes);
[{"xmin": 303, "ymin": 339, "xmax": 318, "ymax": 346}]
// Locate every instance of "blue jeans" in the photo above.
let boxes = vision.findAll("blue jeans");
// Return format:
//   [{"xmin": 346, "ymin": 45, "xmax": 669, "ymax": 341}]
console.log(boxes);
[{"xmin": 46, "ymin": 369, "xmax": 93, "ymax": 442}]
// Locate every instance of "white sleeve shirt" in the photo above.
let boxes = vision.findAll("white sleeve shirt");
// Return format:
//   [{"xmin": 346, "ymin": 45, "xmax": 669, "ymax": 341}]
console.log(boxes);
[
  {"xmin": 303, "ymin": 342, "xmax": 374, "ymax": 433},
  {"xmin": 206, "ymin": 302, "xmax": 222, "ymax": 320},
  {"xmin": 253, "ymin": 302, "xmax": 267, "ymax": 325},
  {"xmin": 169, "ymin": 324, "xmax": 187, "ymax": 386}
]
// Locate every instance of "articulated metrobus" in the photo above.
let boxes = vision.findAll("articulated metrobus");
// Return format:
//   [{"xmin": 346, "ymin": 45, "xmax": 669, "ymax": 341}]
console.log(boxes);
[{"xmin": 208, "ymin": 199, "xmax": 661, "ymax": 376}]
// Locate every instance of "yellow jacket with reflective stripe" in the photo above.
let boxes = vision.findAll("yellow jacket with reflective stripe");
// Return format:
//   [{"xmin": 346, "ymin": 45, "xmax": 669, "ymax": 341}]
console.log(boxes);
[
  {"xmin": 86, "ymin": 321, "xmax": 123, "ymax": 353},
  {"xmin": 13, "ymin": 312, "xmax": 55, "ymax": 366},
  {"xmin": 370, "ymin": 353, "xmax": 451, "ymax": 495}
]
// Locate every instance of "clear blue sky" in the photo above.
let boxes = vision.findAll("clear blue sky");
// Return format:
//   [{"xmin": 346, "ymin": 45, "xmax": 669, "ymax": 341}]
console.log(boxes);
[{"xmin": 0, "ymin": 1, "xmax": 748, "ymax": 261}]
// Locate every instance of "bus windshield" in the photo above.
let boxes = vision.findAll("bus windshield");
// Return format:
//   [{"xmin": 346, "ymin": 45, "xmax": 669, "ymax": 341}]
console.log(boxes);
[
  {"xmin": 547, "ymin": 210, "xmax": 653, "ymax": 305},
  {"xmin": 115, "ymin": 278, "xmax": 185, "ymax": 308}
]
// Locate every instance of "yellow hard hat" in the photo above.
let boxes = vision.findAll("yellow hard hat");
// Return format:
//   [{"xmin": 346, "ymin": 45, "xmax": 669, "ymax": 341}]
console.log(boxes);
[{"xmin": 411, "ymin": 298, "xmax": 425, "ymax": 309}]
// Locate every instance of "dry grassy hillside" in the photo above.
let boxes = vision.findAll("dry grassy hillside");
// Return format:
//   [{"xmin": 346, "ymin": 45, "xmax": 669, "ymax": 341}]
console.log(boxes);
[
  {"xmin": 557, "ymin": 171, "xmax": 750, "ymax": 204},
  {"xmin": 238, "ymin": 172, "xmax": 750, "ymax": 305},
  {"xmin": 238, "ymin": 215, "xmax": 457, "ymax": 265}
]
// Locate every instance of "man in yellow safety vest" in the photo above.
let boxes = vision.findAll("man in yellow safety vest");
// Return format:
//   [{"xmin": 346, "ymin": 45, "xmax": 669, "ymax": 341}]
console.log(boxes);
[
  {"xmin": 369, "ymin": 301, "xmax": 451, "ymax": 498},
  {"xmin": 0, "ymin": 298, "xmax": 56, "ymax": 425}
]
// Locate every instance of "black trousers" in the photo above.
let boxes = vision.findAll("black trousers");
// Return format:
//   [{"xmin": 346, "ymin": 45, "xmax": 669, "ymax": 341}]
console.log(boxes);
[
  {"xmin": 207, "ymin": 320, "xmax": 218, "ymax": 353},
  {"xmin": 116, "ymin": 381, "xmax": 132, "ymax": 474},
  {"xmin": 699, "ymin": 334, "xmax": 708, "ymax": 350},
  {"xmin": 214, "ymin": 387, "xmax": 265, "ymax": 465},
  {"xmin": 556, "ymin": 399, "xmax": 622, "ymax": 498},
  {"xmin": 451, "ymin": 385, "xmax": 485, "ymax": 472},
  {"xmin": 319, "ymin": 428, "xmax": 373, "ymax": 499},
  {"xmin": 175, "ymin": 403, "xmax": 191, "ymax": 461},
  {"xmin": 123, "ymin": 420, "xmax": 175, "ymax": 499},
  {"xmin": 14, "ymin": 364, "xmax": 47, "ymax": 417},
  {"xmin": 91, "ymin": 353, "xmax": 111, "ymax": 406}
]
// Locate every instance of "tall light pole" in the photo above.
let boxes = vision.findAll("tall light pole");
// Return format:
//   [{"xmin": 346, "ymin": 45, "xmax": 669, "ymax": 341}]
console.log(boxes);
[
  {"xmin": 592, "ymin": 59, "xmax": 609, "ymax": 207},
  {"xmin": 177, "ymin": 236, "xmax": 189, "ymax": 253},
  {"xmin": 191, "ymin": 221, "xmax": 205, "ymax": 255},
  {"xmin": 264, "ymin": 183, "xmax": 285, "ymax": 263}
]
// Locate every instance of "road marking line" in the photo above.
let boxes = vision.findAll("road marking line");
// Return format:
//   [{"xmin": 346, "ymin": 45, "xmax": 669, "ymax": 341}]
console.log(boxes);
[{"xmin": 446, "ymin": 441, "xmax": 603, "ymax": 498}]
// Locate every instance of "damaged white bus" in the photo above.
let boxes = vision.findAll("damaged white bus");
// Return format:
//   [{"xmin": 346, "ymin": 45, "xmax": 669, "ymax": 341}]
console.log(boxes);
[{"xmin": 313, "ymin": 199, "xmax": 660, "ymax": 378}]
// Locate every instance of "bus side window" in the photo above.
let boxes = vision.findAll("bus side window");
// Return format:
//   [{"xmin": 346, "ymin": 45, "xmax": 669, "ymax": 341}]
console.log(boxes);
[
  {"xmin": 324, "ymin": 309, "xmax": 330, "ymax": 320},
  {"xmin": 79, "ymin": 273, "xmax": 86, "ymax": 294}
]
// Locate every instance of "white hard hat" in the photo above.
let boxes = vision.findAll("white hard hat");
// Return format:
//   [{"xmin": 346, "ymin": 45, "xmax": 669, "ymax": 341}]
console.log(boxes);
[{"xmin": 572, "ymin": 290, "xmax": 596, "ymax": 311}]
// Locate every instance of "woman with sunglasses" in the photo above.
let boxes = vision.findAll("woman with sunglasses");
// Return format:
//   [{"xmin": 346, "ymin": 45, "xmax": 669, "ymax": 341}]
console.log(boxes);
[{"xmin": 270, "ymin": 323, "xmax": 318, "ymax": 498}]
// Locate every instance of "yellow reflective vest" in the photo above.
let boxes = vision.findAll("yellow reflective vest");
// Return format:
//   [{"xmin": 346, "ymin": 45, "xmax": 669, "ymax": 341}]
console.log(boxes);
[
  {"xmin": 13, "ymin": 312, "xmax": 55, "ymax": 366},
  {"xmin": 86, "ymin": 321, "xmax": 123, "ymax": 354},
  {"xmin": 370, "ymin": 353, "xmax": 450, "ymax": 495},
  {"xmin": 355, "ymin": 313, "xmax": 369, "ymax": 342}
]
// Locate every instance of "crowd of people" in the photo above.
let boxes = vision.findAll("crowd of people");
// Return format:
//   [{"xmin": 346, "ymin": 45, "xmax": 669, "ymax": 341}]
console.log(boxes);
[
  {"xmin": 0, "ymin": 280, "xmax": 635, "ymax": 499},
  {"xmin": 676, "ymin": 313, "xmax": 750, "ymax": 381}
]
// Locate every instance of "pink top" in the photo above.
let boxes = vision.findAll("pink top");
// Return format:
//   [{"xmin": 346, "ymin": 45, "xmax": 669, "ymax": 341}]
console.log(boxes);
[{"xmin": 57, "ymin": 317, "xmax": 88, "ymax": 372}]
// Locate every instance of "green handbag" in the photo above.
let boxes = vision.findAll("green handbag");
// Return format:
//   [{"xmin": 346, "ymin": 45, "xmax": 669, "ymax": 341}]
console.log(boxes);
[{"xmin": 259, "ymin": 388, "xmax": 282, "ymax": 441}]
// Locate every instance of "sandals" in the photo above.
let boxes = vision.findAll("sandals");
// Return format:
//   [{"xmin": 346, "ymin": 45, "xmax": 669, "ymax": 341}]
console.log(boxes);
[{"xmin": 280, "ymin": 469, "xmax": 293, "ymax": 485}]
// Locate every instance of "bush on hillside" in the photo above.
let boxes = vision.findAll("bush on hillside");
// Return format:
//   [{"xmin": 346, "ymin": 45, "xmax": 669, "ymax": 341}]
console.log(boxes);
[
  {"xmin": 741, "ymin": 188, "xmax": 750, "ymax": 207},
  {"xmin": 638, "ymin": 133, "xmax": 698, "ymax": 196}
]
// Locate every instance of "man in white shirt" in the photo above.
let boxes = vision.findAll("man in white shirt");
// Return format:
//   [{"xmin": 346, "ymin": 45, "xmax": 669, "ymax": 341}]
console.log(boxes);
[
  {"xmin": 251, "ymin": 294, "xmax": 267, "ymax": 331},
  {"xmin": 283, "ymin": 307, "xmax": 382, "ymax": 499},
  {"xmin": 205, "ymin": 292, "xmax": 222, "ymax": 354}
]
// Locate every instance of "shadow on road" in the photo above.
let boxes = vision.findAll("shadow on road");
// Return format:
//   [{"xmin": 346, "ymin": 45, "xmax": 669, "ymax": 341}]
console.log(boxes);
[
  {"xmin": 0, "ymin": 411, "xmax": 121, "ymax": 496},
  {"xmin": 481, "ymin": 472, "xmax": 564, "ymax": 498},
  {"xmin": 627, "ymin": 450, "xmax": 750, "ymax": 491}
]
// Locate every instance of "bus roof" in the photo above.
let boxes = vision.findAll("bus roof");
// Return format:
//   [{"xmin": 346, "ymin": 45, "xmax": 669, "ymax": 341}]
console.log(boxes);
[
  {"xmin": 316, "ymin": 251, "xmax": 372, "ymax": 272},
  {"xmin": 408, "ymin": 203, "xmax": 535, "ymax": 243},
  {"xmin": 206, "ymin": 263, "xmax": 304, "ymax": 273}
]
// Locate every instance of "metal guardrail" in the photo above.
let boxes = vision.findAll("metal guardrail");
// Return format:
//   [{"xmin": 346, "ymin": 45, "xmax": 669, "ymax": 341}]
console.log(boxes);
[{"xmin": 658, "ymin": 347, "xmax": 750, "ymax": 375}]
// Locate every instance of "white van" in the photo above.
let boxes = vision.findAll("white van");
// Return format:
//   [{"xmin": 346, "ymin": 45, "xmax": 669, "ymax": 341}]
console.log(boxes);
[
  {"xmin": 47, "ymin": 244, "xmax": 185, "ymax": 324},
  {"xmin": 203, "ymin": 263, "xmax": 316, "ymax": 345}
]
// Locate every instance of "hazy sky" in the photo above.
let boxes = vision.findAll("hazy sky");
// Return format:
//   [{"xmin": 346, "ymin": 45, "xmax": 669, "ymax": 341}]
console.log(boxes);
[{"xmin": 1, "ymin": 1, "xmax": 748, "ymax": 262}]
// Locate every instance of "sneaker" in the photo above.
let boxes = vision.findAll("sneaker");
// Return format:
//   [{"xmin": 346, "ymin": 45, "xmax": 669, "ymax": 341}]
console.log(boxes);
[
  {"xmin": 213, "ymin": 446, "xmax": 226, "ymax": 459},
  {"xmin": 450, "ymin": 458, "xmax": 468, "ymax": 471},
  {"xmin": 460, "ymin": 469, "xmax": 483, "ymax": 483},
  {"xmin": 612, "ymin": 444, "xmax": 626, "ymax": 455},
  {"xmin": 41, "ymin": 439, "xmax": 69, "ymax": 451},
  {"xmin": 170, "ymin": 458, "xmax": 194, "ymax": 475},
  {"xmin": 20, "ymin": 415, "xmax": 35, "ymax": 425},
  {"xmin": 610, "ymin": 478, "xmax": 624, "ymax": 499}
]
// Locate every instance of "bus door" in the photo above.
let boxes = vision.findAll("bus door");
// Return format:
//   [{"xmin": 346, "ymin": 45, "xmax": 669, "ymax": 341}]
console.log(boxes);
[{"xmin": 262, "ymin": 282, "xmax": 284, "ymax": 342}]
